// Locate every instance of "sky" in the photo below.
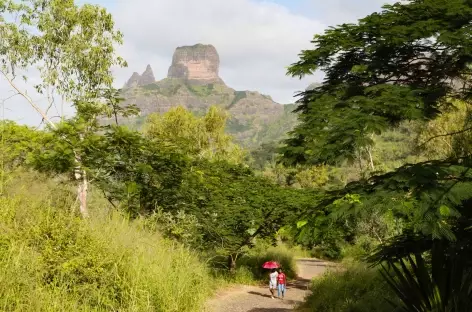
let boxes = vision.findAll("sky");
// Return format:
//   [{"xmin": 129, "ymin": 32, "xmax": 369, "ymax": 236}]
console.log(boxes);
[{"xmin": 1, "ymin": 0, "xmax": 395, "ymax": 126}]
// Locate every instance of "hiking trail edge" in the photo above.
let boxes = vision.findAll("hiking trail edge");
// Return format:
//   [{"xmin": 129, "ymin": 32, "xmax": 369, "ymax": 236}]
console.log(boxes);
[{"xmin": 206, "ymin": 258, "xmax": 337, "ymax": 312}]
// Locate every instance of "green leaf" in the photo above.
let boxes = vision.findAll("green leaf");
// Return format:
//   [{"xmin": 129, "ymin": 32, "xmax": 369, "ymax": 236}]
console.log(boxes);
[
  {"xmin": 297, "ymin": 220, "xmax": 308, "ymax": 229},
  {"xmin": 438, "ymin": 205, "xmax": 450, "ymax": 217}
]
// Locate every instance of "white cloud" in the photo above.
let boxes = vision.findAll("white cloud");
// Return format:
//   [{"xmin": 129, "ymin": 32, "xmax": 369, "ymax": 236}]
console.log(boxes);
[
  {"xmin": 298, "ymin": 0, "xmax": 396, "ymax": 25},
  {"xmin": 0, "ymin": 0, "xmax": 396, "ymax": 125},
  {"xmin": 111, "ymin": 0, "xmax": 326, "ymax": 104}
]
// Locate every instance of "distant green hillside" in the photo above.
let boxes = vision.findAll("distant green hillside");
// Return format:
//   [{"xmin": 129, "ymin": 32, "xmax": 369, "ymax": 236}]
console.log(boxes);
[{"xmin": 109, "ymin": 79, "xmax": 299, "ymax": 148}]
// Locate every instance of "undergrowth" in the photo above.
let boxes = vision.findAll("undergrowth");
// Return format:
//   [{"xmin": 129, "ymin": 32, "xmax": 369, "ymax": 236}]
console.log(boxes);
[
  {"xmin": 237, "ymin": 245, "xmax": 298, "ymax": 281},
  {"xmin": 296, "ymin": 262, "xmax": 399, "ymax": 312},
  {"xmin": 0, "ymin": 171, "xmax": 215, "ymax": 312}
]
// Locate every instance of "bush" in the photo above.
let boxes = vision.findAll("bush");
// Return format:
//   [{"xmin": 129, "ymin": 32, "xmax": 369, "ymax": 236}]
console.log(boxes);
[
  {"xmin": 310, "ymin": 243, "xmax": 344, "ymax": 260},
  {"xmin": 0, "ymin": 176, "xmax": 215, "ymax": 311},
  {"xmin": 237, "ymin": 245, "xmax": 298, "ymax": 281},
  {"xmin": 297, "ymin": 263, "xmax": 399, "ymax": 312}
]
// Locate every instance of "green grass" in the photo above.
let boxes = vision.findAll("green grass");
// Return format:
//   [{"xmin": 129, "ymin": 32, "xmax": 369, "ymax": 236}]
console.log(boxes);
[
  {"xmin": 296, "ymin": 262, "xmax": 399, "ymax": 312},
  {"xmin": 0, "ymin": 172, "xmax": 215, "ymax": 312}
]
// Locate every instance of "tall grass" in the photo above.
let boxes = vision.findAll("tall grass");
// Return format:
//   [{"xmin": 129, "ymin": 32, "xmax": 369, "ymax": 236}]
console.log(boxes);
[
  {"xmin": 296, "ymin": 262, "xmax": 399, "ymax": 312},
  {"xmin": 0, "ymin": 171, "xmax": 215, "ymax": 311}
]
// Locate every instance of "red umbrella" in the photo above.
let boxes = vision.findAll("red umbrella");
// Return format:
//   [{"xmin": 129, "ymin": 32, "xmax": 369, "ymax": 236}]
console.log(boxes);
[{"xmin": 262, "ymin": 261, "xmax": 280, "ymax": 269}]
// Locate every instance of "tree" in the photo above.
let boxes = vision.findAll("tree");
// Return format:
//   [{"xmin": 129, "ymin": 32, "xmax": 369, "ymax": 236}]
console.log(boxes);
[
  {"xmin": 0, "ymin": 121, "xmax": 45, "ymax": 171},
  {"xmin": 282, "ymin": 0, "xmax": 472, "ymax": 166},
  {"xmin": 177, "ymin": 159, "xmax": 314, "ymax": 267},
  {"xmin": 144, "ymin": 106, "xmax": 245, "ymax": 164},
  {"xmin": 58, "ymin": 122, "xmax": 318, "ymax": 269},
  {"xmin": 282, "ymin": 0, "xmax": 472, "ymax": 307},
  {"xmin": 418, "ymin": 99, "xmax": 472, "ymax": 159},
  {"xmin": 0, "ymin": 0, "xmax": 128, "ymax": 216}
]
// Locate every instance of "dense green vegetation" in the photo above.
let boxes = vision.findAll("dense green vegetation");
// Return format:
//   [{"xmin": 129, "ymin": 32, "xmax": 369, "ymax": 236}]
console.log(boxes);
[
  {"xmin": 0, "ymin": 0, "xmax": 303, "ymax": 310},
  {"xmin": 0, "ymin": 172, "xmax": 214, "ymax": 312},
  {"xmin": 281, "ymin": 0, "xmax": 472, "ymax": 310},
  {"xmin": 298, "ymin": 263, "xmax": 399, "ymax": 312}
]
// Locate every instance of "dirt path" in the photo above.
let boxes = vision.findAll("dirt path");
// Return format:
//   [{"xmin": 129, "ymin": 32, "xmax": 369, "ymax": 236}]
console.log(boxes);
[{"xmin": 206, "ymin": 258, "xmax": 336, "ymax": 312}]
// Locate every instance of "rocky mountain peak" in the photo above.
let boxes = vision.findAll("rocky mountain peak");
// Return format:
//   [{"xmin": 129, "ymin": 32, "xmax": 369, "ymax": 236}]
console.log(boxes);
[
  {"xmin": 115, "ymin": 43, "xmax": 296, "ymax": 147},
  {"xmin": 167, "ymin": 44, "xmax": 223, "ymax": 83},
  {"xmin": 124, "ymin": 72, "xmax": 141, "ymax": 88},
  {"xmin": 124, "ymin": 65, "xmax": 156, "ymax": 88},
  {"xmin": 140, "ymin": 64, "xmax": 155, "ymax": 86}
]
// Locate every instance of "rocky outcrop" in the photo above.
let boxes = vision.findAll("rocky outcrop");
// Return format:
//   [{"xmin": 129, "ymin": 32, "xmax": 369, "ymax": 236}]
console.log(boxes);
[
  {"xmin": 124, "ymin": 65, "xmax": 156, "ymax": 88},
  {"xmin": 140, "ymin": 64, "xmax": 155, "ymax": 86},
  {"xmin": 117, "ymin": 44, "xmax": 297, "ymax": 147},
  {"xmin": 167, "ymin": 44, "xmax": 223, "ymax": 84},
  {"xmin": 124, "ymin": 72, "xmax": 141, "ymax": 88}
]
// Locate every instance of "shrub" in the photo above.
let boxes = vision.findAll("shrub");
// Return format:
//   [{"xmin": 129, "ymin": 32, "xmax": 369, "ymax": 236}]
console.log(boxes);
[
  {"xmin": 0, "ymin": 176, "xmax": 215, "ymax": 311},
  {"xmin": 237, "ymin": 245, "xmax": 298, "ymax": 281},
  {"xmin": 297, "ymin": 263, "xmax": 399, "ymax": 312}
]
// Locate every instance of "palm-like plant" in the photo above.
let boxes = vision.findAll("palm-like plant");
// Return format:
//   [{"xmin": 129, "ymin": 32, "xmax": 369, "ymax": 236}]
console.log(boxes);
[{"xmin": 369, "ymin": 200, "xmax": 472, "ymax": 312}]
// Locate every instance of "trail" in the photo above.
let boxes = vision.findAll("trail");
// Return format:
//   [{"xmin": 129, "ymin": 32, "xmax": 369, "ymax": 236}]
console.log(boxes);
[{"xmin": 205, "ymin": 258, "xmax": 336, "ymax": 312}]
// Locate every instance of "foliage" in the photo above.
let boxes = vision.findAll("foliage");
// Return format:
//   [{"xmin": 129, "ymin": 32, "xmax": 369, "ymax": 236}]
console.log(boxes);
[
  {"xmin": 173, "ymin": 160, "xmax": 319, "ymax": 261},
  {"xmin": 146, "ymin": 209, "xmax": 204, "ymax": 248},
  {"xmin": 0, "ymin": 0, "xmax": 136, "ymax": 216},
  {"xmin": 144, "ymin": 106, "xmax": 246, "ymax": 163},
  {"xmin": 297, "ymin": 263, "xmax": 399, "ymax": 312},
  {"xmin": 28, "ymin": 117, "xmax": 319, "ymax": 263},
  {"xmin": 295, "ymin": 165, "xmax": 330, "ymax": 189},
  {"xmin": 368, "ymin": 198, "xmax": 472, "ymax": 312},
  {"xmin": 0, "ymin": 173, "xmax": 214, "ymax": 312},
  {"xmin": 0, "ymin": 121, "xmax": 46, "ymax": 170},
  {"xmin": 236, "ymin": 245, "xmax": 298, "ymax": 280},
  {"xmin": 249, "ymin": 141, "xmax": 280, "ymax": 170},
  {"xmin": 282, "ymin": 0, "xmax": 472, "ymax": 292},
  {"xmin": 418, "ymin": 99, "xmax": 472, "ymax": 159},
  {"xmin": 0, "ymin": 0, "xmax": 125, "ymax": 101},
  {"xmin": 282, "ymin": 0, "xmax": 472, "ymax": 165}
]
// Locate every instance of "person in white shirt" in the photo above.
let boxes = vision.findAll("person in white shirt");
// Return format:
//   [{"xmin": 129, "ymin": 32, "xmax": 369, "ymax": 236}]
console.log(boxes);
[{"xmin": 268, "ymin": 269, "xmax": 278, "ymax": 299}]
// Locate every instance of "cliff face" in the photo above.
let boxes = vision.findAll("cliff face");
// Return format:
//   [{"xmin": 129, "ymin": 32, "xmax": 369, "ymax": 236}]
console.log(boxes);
[
  {"xmin": 117, "ymin": 44, "xmax": 298, "ymax": 147},
  {"xmin": 167, "ymin": 44, "xmax": 222, "ymax": 84}
]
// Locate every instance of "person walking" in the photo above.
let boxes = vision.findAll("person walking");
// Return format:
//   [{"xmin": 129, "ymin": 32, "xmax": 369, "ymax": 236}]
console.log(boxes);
[
  {"xmin": 269, "ymin": 268, "xmax": 278, "ymax": 299},
  {"xmin": 277, "ymin": 268, "xmax": 287, "ymax": 299}
]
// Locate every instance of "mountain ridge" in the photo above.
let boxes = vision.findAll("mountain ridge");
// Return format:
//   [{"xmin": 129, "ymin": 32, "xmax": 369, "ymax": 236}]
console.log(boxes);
[{"xmin": 115, "ymin": 44, "xmax": 302, "ymax": 147}]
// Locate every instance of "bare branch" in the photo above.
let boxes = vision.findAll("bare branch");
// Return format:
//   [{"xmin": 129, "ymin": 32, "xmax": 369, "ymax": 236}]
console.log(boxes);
[
  {"xmin": 0, "ymin": 69, "xmax": 56, "ymax": 130},
  {"xmin": 419, "ymin": 126, "xmax": 472, "ymax": 149},
  {"xmin": 1, "ymin": 92, "xmax": 20, "ymax": 103},
  {"xmin": 1, "ymin": 70, "xmax": 90, "ymax": 218}
]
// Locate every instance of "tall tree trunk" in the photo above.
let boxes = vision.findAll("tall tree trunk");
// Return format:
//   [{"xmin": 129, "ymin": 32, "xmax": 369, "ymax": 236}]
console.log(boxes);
[
  {"xmin": 1, "ymin": 73, "xmax": 89, "ymax": 218},
  {"xmin": 357, "ymin": 150, "xmax": 364, "ymax": 177},
  {"xmin": 75, "ymin": 167, "xmax": 89, "ymax": 218},
  {"xmin": 366, "ymin": 146, "xmax": 375, "ymax": 171}
]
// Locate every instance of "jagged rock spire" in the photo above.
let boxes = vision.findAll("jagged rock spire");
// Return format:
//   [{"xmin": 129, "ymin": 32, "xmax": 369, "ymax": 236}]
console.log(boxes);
[
  {"xmin": 123, "ymin": 65, "xmax": 156, "ymax": 88},
  {"xmin": 140, "ymin": 64, "xmax": 155, "ymax": 86}
]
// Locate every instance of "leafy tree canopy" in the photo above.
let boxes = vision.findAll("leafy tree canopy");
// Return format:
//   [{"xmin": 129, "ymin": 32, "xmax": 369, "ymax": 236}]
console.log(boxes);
[
  {"xmin": 282, "ymin": 0, "xmax": 472, "ymax": 165},
  {"xmin": 144, "ymin": 106, "xmax": 246, "ymax": 164}
]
